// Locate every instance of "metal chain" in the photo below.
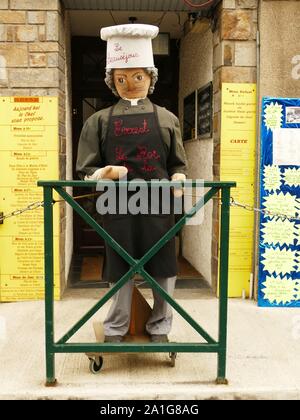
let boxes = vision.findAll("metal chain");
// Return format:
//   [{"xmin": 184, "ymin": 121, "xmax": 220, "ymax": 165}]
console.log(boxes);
[
  {"xmin": 1, "ymin": 193, "xmax": 300, "ymax": 223},
  {"xmin": 0, "ymin": 192, "xmax": 103, "ymax": 223},
  {"xmin": 230, "ymin": 197, "xmax": 300, "ymax": 222},
  {"xmin": 53, "ymin": 191, "xmax": 102, "ymax": 203},
  {"xmin": 0, "ymin": 201, "xmax": 44, "ymax": 222}
]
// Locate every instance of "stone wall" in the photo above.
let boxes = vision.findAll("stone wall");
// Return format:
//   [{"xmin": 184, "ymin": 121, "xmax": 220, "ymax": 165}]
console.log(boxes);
[
  {"xmin": 260, "ymin": 0, "xmax": 300, "ymax": 99},
  {"xmin": 0, "ymin": 0, "xmax": 68, "ymax": 294},
  {"xmin": 179, "ymin": 20, "xmax": 214, "ymax": 286},
  {"xmin": 211, "ymin": 0, "xmax": 258, "ymax": 291}
]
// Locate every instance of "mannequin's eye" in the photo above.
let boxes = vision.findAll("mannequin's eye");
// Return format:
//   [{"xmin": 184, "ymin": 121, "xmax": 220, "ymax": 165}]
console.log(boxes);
[
  {"xmin": 117, "ymin": 77, "xmax": 125, "ymax": 84},
  {"xmin": 135, "ymin": 75, "xmax": 144, "ymax": 82}
]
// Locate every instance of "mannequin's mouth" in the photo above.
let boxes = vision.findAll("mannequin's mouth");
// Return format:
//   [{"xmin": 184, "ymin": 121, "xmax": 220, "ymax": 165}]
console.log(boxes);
[{"xmin": 126, "ymin": 89, "xmax": 145, "ymax": 94}]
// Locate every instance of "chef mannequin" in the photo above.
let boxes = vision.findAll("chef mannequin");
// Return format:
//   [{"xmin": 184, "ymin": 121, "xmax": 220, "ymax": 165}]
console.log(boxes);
[{"xmin": 76, "ymin": 24, "xmax": 188, "ymax": 343}]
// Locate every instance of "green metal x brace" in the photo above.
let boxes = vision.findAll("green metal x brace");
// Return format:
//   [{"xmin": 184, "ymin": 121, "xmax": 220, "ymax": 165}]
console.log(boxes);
[{"xmin": 37, "ymin": 180, "xmax": 235, "ymax": 387}]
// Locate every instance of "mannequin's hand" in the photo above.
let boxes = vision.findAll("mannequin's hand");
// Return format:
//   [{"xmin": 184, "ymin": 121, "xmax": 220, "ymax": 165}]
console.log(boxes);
[
  {"xmin": 85, "ymin": 165, "xmax": 128, "ymax": 181},
  {"xmin": 171, "ymin": 173, "xmax": 186, "ymax": 198},
  {"xmin": 101, "ymin": 165, "xmax": 128, "ymax": 180}
]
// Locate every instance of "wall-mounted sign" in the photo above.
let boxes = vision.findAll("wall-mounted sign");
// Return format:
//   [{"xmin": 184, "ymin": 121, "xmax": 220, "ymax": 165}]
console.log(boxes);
[
  {"xmin": 197, "ymin": 82, "xmax": 213, "ymax": 138},
  {"xmin": 258, "ymin": 97, "xmax": 300, "ymax": 307},
  {"xmin": 183, "ymin": 82, "xmax": 213, "ymax": 142},
  {"xmin": 0, "ymin": 97, "xmax": 60, "ymax": 302},
  {"xmin": 220, "ymin": 83, "xmax": 257, "ymax": 297}
]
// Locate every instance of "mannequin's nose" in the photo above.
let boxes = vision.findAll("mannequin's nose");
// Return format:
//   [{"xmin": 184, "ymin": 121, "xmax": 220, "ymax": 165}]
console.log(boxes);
[{"xmin": 127, "ymin": 79, "xmax": 135, "ymax": 91}]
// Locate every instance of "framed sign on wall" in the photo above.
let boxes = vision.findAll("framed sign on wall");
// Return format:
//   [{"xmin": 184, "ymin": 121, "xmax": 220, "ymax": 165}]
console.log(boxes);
[
  {"xmin": 197, "ymin": 82, "xmax": 213, "ymax": 139},
  {"xmin": 183, "ymin": 82, "xmax": 213, "ymax": 142}
]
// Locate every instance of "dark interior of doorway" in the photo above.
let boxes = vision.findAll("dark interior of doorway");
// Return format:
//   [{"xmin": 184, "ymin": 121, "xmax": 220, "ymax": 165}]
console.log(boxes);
[{"xmin": 69, "ymin": 36, "xmax": 207, "ymax": 289}]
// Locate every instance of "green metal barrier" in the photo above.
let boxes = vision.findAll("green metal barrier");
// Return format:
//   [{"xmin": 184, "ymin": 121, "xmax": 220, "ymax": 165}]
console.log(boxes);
[{"xmin": 37, "ymin": 180, "xmax": 236, "ymax": 386}]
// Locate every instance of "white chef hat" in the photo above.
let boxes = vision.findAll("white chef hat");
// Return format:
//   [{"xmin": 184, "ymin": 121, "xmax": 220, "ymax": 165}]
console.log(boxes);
[{"xmin": 100, "ymin": 24, "xmax": 159, "ymax": 69}]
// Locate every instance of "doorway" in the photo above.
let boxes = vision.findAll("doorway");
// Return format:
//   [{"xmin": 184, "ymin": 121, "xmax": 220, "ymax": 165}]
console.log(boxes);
[{"xmin": 70, "ymin": 35, "xmax": 204, "ymax": 287}]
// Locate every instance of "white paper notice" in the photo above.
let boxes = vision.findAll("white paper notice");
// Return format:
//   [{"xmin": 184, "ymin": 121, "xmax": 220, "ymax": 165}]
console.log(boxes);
[{"xmin": 273, "ymin": 128, "xmax": 300, "ymax": 166}]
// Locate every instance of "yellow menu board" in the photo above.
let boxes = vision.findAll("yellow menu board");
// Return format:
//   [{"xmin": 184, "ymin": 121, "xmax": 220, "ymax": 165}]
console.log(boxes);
[
  {"xmin": 0, "ymin": 97, "xmax": 60, "ymax": 301},
  {"xmin": 220, "ymin": 84, "xmax": 257, "ymax": 297}
]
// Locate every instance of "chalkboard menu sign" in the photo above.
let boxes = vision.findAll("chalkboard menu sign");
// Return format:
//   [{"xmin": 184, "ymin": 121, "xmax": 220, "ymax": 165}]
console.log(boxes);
[
  {"xmin": 183, "ymin": 91, "xmax": 196, "ymax": 141},
  {"xmin": 197, "ymin": 82, "xmax": 213, "ymax": 138}
]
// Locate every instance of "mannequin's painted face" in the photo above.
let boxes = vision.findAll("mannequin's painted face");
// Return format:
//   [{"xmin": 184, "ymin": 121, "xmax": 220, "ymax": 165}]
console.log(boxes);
[{"xmin": 114, "ymin": 68, "xmax": 151, "ymax": 99}]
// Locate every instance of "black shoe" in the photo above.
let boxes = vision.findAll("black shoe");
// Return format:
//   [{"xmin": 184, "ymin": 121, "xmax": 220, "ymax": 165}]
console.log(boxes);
[
  {"xmin": 104, "ymin": 335, "xmax": 123, "ymax": 343},
  {"xmin": 150, "ymin": 334, "xmax": 169, "ymax": 343}
]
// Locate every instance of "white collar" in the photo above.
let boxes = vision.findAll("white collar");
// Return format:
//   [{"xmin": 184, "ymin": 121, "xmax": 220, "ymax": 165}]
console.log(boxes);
[{"xmin": 123, "ymin": 97, "xmax": 146, "ymax": 106}]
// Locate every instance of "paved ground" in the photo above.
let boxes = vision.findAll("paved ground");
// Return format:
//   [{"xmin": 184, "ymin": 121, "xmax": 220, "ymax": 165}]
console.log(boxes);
[{"xmin": 0, "ymin": 288, "xmax": 299, "ymax": 400}]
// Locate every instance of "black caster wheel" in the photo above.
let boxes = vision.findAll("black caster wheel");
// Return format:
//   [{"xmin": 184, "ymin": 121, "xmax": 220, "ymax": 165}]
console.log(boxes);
[
  {"xmin": 89, "ymin": 356, "xmax": 103, "ymax": 374},
  {"xmin": 169, "ymin": 352, "xmax": 177, "ymax": 367}
]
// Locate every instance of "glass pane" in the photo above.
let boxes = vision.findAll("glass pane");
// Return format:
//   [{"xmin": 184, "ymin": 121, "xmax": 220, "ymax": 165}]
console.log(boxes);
[
  {"xmin": 82, "ymin": 52, "xmax": 105, "ymax": 84},
  {"xmin": 82, "ymin": 98, "xmax": 97, "ymax": 123},
  {"xmin": 82, "ymin": 97, "xmax": 117, "ymax": 123}
]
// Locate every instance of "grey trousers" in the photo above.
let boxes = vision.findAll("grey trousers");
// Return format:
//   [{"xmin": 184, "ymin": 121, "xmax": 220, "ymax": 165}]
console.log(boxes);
[{"xmin": 103, "ymin": 276, "xmax": 177, "ymax": 336}]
